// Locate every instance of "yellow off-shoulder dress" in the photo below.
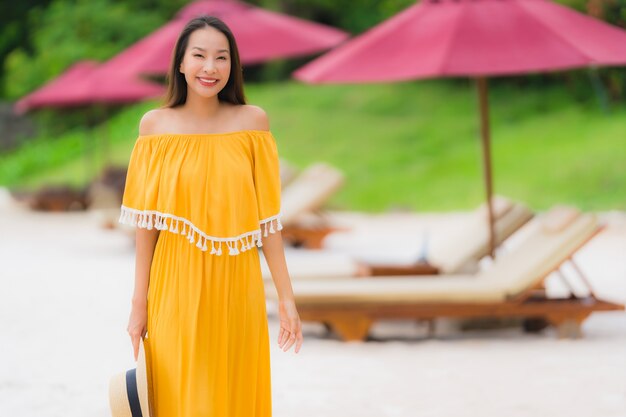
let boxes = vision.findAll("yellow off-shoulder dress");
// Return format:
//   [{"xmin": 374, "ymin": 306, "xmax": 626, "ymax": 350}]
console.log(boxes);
[{"xmin": 119, "ymin": 130, "xmax": 282, "ymax": 417}]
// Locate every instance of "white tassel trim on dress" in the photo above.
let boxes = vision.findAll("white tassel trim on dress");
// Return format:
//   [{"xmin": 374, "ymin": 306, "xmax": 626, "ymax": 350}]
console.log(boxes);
[{"xmin": 118, "ymin": 205, "xmax": 282, "ymax": 256}]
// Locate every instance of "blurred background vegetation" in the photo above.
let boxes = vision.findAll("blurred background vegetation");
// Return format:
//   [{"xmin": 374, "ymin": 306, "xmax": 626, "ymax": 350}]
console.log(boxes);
[{"xmin": 1, "ymin": 0, "xmax": 625, "ymax": 211}]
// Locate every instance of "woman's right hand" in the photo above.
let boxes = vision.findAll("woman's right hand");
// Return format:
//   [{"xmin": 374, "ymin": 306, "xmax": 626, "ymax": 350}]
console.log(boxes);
[{"xmin": 127, "ymin": 299, "xmax": 148, "ymax": 361}]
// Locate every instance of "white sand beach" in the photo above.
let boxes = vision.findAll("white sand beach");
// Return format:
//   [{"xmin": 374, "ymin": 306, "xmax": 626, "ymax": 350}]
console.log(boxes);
[{"xmin": 0, "ymin": 192, "xmax": 624, "ymax": 417}]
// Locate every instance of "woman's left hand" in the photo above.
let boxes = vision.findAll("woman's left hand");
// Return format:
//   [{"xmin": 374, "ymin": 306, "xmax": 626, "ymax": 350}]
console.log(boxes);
[{"xmin": 277, "ymin": 299, "xmax": 303, "ymax": 353}]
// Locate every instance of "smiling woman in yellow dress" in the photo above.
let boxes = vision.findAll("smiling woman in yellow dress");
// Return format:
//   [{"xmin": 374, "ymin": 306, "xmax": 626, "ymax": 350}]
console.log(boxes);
[{"xmin": 119, "ymin": 15, "xmax": 303, "ymax": 417}]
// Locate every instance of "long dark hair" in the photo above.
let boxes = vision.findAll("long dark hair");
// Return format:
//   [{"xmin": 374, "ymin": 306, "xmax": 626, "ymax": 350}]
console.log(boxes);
[{"xmin": 164, "ymin": 15, "xmax": 246, "ymax": 107}]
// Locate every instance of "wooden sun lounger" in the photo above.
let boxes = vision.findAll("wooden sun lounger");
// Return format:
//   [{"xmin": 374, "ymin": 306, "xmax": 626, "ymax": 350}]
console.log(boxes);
[
  {"xmin": 270, "ymin": 207, "xmax": 624, "ymax": 341},
  {"xmin": 279, "ymin": 162, "xmax": 346, "ymax": 248},
  {"xmin": 279, "ymin": 158, "xmax": 299, "ymax": 188},
  {"xmin": 260, "ymin": 247, "xmax": 371, "ymax": 281},
  {"xmin": 271, "ymin": 197, "xmax": 532, "ymax": 280},
  {"xmin": 365, "ymin": 197, "xmax": 534, "ymax": 275}
]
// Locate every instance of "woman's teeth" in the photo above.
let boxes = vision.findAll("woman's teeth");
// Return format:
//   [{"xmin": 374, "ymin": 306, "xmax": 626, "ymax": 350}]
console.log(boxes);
[{"xmin": 198, "ymin": 78, "xmax": 218, "ymax": 86}]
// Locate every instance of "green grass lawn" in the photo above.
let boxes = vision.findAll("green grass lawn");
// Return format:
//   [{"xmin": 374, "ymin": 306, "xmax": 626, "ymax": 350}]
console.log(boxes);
[{"xmin": 2, "ymin": 80, "xmax": 625, "ymax": 211}]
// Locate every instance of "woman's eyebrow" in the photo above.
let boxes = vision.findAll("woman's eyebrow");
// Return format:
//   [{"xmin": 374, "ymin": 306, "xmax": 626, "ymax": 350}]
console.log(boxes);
[{"xmin": 191, "ymin": 46, "xmax": 230, "ymax": 54}]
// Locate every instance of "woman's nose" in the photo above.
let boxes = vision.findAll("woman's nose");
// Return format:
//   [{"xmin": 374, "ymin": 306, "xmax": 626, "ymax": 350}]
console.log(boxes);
[{"xmin": 203, "ymin": 61, "xmax": 217, "ymax": 73}]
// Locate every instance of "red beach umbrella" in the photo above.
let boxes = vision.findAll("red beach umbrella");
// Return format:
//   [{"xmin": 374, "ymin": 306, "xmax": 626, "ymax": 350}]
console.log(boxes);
[
  {"xmin": 15, "ymin": 60, "xmax": 164, "ymax": 113},
  {"xmin": 15, "ymin": 61, "xmax": 97, "ymax": 114},
  {"xmin": 99, "ymin": 0, "xmax": 349, "ymax": 78},
  {"xmin": 14, "ymin": 60, "xmax": 165, "ymax": 181},
  {"xmin": 294, "ymin": 0, "xmax": 626, "ymax": 256}
]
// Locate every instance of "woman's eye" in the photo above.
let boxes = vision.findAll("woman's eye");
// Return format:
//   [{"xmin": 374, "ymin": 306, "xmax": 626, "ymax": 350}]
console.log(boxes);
[
  {"xmin": 217, "ymin": 56, "xmax": 227, "ymax": 60},
  {"xmin": 194, "ymin": 54, "xmax": 204, "ymax": 58}
]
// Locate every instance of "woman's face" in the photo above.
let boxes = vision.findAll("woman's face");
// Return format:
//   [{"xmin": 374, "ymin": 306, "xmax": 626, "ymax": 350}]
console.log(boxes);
[{"xmin": 179, "ymin": 26, "xmax": 231, "ymax": 99}]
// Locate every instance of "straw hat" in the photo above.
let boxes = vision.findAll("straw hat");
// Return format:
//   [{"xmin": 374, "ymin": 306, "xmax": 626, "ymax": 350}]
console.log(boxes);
[{"xmin": 109, "ymin": 338, "xmax": 152, "ymax": 417}]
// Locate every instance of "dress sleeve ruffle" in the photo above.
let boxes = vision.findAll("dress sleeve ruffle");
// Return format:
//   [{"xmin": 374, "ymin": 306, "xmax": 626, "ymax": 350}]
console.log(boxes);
[
  {"xmin": 252, "ymin": 131, "xmax": 283, "ymax": 238},
  {"xmin": 118, "ymin": 131, "xmax": 283, "ymax": 256}
]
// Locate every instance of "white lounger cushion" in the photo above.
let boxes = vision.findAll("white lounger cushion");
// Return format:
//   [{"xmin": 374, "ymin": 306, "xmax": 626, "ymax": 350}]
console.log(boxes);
[
  {"xmin": 286, "ymin": 275, "xmax": 503, "ymax": 304},
  {"xmin": 276, "ymin": 210, "xmax": 598, "ymax": 305},
  {"xmin": 432, "ymin": 202, "xmax": 534, "ymax": 273},
  {"xmin": 269, "ymin": 201, "xmax": 532, "ymax": 281},
  {"xmin": 280, "ymin": 163, "xmax": 344, "ymax": 225},
  {"xmin": 260, "ymin": 248, "xmax": 360, "ymax": 280},
  {"xmin": 480, "ymin": 211, "xmax": 598, "ymax": 298}
]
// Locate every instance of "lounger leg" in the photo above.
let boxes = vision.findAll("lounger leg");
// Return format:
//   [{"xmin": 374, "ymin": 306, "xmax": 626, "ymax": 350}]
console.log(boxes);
[
  {"xmin": 522, "ymin": 317, "xmax": 549, "ymax": 333},
  {"xmin": 328, "ymin": 317, "xmax": 373, "ymax": 342}
]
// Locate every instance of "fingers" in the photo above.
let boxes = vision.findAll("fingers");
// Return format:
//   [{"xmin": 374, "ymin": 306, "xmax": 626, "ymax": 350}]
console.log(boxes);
[
  {"xmin": 294, "ymin": 329, "xmax": 303, "ymax": 354},
  {"xmin": 282, "ymin": 332, "xmax": 297, "ymax": 352},
  {"xmin": 131, "ymin": 335, "xmax": 139, "ymax": 361},
  {"xmin": 127, "ymin": 325, "xmax": 145, "ymax": 361},
  {"xmin": 278, "ymin": 326, "xmax": 288, "ymax": 349},
  {"xmin": 278, "ymin": 318, "xmax": 303, "ymax": 353},
  {"xmin": 278, "ymin": 327, "xmax": 286, "ymax": 346}
]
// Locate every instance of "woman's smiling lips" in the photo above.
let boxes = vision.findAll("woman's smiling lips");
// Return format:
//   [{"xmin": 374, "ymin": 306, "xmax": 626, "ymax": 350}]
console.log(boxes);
[{"xmin": 197, "ymin": 77, "xmax": 219, "ymax": 87}]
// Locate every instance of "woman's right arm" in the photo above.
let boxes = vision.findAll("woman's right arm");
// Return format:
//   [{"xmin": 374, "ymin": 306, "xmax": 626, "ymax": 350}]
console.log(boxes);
[
  {"xmin": 127, "ymin": 228, "xmax": 159, "ymax": 360},
  {"xmin": 127, "ymin": 110, "xmax": 162, "ymax": 360},
  {"xmin": 132, "ymin": 228, "xmax": 160, "ymax": 306}
]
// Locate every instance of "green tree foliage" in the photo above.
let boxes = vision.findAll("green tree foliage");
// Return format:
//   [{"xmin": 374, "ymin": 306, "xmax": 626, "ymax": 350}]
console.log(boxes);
[
  {"xmin": 4, "ymin": 0, "xmax": 626, "ymax": 101},
  {"xmin": 3, "ymin": 0, "xmax": 164, "ymax": 100},
  {"xmin": 120, "ymin": 0, "xmax": 191, "ymax": 19},
  {"xmin": 272, "ymin": 0, "xmax": 415, "ymax": 34},
  {"xmin": 0, "ymin": 1, "xmax": 54, "ymax": 96},
  {"xmin": 595, "ymin": 0, "xmax": 626, "ymax": 100}
]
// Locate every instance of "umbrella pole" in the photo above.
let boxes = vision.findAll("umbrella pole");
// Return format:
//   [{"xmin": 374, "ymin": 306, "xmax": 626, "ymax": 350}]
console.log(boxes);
[{"xmin": 476, "ymin": 77, "xmax": 496, "ymax": 258}]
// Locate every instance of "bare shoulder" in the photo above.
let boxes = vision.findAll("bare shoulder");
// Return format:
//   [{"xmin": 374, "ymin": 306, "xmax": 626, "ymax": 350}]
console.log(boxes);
[
  {"xmin": 235, "ymin": 104, "xmax": 270, "ymax": 131},
  {"xmin": 138, "ymin": 108, "xmax": 174, "ymax": 135}
]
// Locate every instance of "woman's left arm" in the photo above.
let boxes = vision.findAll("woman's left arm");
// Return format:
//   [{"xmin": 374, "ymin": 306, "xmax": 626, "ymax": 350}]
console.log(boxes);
[
  {"xmin": 262, "ymin": 231, "xmax": 303, "ymax": 354},
  {"xmin": 244, "ymin": 104, "xmax": 303, "ymax": 353}
]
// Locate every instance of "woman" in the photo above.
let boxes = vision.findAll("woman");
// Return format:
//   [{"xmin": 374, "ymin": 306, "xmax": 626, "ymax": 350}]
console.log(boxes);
[{"xmin": 120, "ymin": 15, "xmax": 303, "ymax": 416}]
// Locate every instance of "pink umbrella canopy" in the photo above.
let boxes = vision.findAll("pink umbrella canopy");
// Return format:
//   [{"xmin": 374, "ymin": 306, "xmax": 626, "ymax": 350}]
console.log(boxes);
[
  {"xmin": 15, "ymin": 61, "xmax": 97, "ymax": 113},
  {"xmin": 100, "ymin": 0, "xmax": 349, "ymax": 78},
  {"xmin": 294, "ymin": 0, "xmax": 626, "ymax": 82},
  {"xmin": 15, "ymin": 60, "xmax": 164, "ymax": 113},
  {"xmin": 293, "ymin": 0, "xmax": 626, "ymax": 257}
]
